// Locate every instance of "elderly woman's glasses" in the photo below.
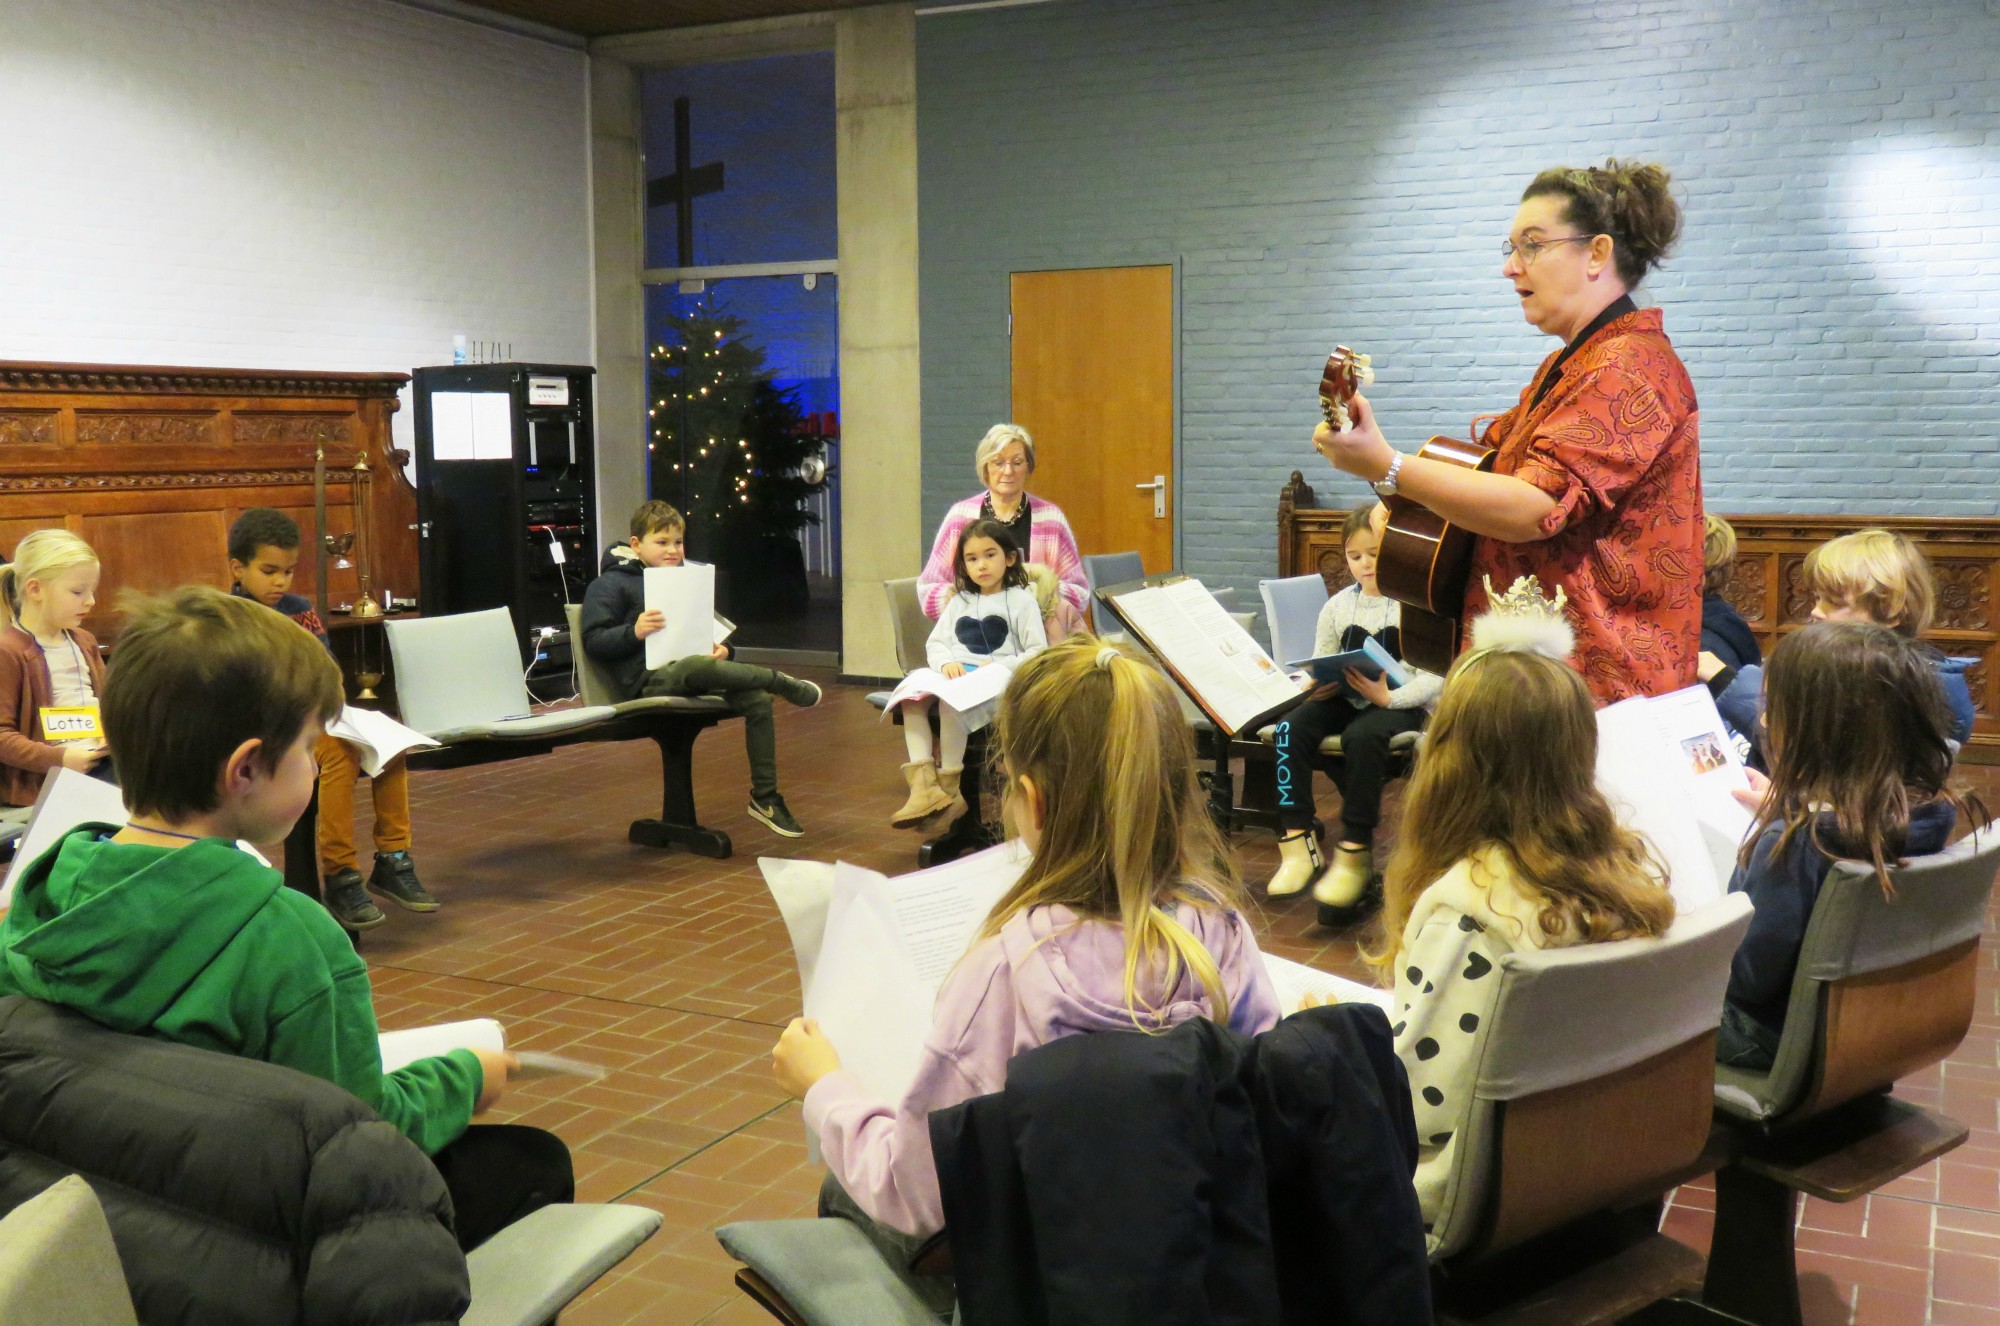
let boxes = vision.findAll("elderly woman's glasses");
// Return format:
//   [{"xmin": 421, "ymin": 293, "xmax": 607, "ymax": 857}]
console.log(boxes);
[{"xmin": 988, "ymin": 456, "xmax": 1030, "ymax": 472}]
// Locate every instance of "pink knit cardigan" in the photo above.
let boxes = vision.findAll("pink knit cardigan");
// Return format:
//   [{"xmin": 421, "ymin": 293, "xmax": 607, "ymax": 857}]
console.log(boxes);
[{"xmin": 917, "ymin": 494, "xmax": 1089, "ymax": 622}]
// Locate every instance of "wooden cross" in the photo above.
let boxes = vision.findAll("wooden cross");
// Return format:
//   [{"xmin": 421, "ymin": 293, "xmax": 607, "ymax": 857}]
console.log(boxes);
[{"xmin": 645, "ymin": 96, "xmax": 725, "ymax": 268}]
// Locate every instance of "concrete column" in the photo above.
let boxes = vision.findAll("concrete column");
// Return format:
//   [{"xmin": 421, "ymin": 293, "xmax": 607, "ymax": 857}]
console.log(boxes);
[
  {"xmin": 834, "ymin": 3, "xmax": 920, "ymax": 679},
  {"xmin": 589, "ymin": 54, "xmax": 647, "ymax": 544}
]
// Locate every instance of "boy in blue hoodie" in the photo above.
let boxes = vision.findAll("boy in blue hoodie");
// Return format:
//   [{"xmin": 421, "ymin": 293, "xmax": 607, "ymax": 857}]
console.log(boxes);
[
  {"xmin": 0, "ymin": 585, "xmax": 572, "ymax": 1249},
  {"xmin": 580, "ymin": 499, "xmax": 822, "ymax": 838}
]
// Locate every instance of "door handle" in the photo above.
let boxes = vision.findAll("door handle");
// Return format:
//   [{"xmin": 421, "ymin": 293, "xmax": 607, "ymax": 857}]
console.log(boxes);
[{"xmin": 1135, "ymin": 475, "xmax": 1166, "ymax": 518}]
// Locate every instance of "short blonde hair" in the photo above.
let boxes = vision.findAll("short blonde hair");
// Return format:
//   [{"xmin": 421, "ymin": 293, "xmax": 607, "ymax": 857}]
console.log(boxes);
[
  {"xmin": 0, "ymin": 529, "xmax": 99, "ymax": 620},
  {"xmin": 973, "ymin": 423, "xmax": 1036, "ymax": 488},
  {"xmin": 1804, "ymin": 529, "xmax": 1935, "ymax": 636},
  {"xmin": 1702, "ymin": 514, "xmax": 1738, "ymax": 596}
]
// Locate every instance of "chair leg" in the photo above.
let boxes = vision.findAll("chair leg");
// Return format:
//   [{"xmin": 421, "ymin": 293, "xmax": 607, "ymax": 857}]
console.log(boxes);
[
  {"xmin": 628, "ymin": 721, "xmax": 732, "ymax": 859},
  {"xmin": 918, "ymin": 737, "xmax": 1001, "ymax": 867},
  {"xmin": 1699, "ymin": 1162, "xmax": 1803, "ymax": 1326},
  {"xmin": 1201, "ymin": 742, "xmax": 1238, "ymax": 832}
]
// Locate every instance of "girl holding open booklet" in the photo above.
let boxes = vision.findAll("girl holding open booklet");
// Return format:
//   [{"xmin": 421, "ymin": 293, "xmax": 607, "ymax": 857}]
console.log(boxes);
[
  {"xmin": 888, "ymin": 520, "xmax": 1047, "ymax": 830},
  {"xmin": 1268, "ymin": 505, "xmax": 1441, "ymax": 914}
]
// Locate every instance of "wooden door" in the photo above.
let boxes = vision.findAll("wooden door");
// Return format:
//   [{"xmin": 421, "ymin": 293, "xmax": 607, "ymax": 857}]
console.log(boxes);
[{"xmin": 1009, "ymin": 265, "xmax": 1174, "ymax": 572}]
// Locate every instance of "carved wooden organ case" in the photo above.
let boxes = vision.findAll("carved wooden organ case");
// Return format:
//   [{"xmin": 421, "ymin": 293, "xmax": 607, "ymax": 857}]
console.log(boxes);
[{"xmin": 0, "ymin": 361, "xmax": 418, "ymax": 640}]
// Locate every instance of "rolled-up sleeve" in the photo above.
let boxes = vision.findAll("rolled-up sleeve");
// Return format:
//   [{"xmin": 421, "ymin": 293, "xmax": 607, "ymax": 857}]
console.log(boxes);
[{"xmin": 1510, "ymin": 366, "xmax": 1680, "ymax": 540}]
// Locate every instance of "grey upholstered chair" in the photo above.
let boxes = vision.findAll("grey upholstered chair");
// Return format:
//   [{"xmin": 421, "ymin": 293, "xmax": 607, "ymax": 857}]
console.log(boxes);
[
  {"xmin": 1701, "ymin": 830, "xmax": 2000, "ymax": 1326},
  {"xmin": 1428, "ymin": 896, "xmax": 1753, "ymax": 1325},
  {"xmin": 1259, "ymin": 573, "xmax": 1329, "ymax": 667}
]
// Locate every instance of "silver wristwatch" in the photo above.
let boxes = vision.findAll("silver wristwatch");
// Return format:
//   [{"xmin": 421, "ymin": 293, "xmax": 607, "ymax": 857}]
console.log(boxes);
[{"xmin": 1372, "ymin": 452, "xmax": 1406, "ymax": 498}]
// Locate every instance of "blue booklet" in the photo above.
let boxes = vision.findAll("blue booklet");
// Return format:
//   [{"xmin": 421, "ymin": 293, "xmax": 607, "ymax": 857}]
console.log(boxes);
[{"xmin": 1287, "ymin": 636, "xmax": 1410, "ymax": 690}]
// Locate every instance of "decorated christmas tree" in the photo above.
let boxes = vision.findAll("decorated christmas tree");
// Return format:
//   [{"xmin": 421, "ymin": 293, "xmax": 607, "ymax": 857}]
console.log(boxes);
[{"xmin": 647, "ymin": 299, "xmax": 831, "ymax": 619}]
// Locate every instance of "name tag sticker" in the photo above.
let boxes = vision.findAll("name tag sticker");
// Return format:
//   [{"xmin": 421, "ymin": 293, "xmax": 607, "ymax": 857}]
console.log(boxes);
[{"xmin": 41, "ymin": 705, "xmax": 101, "ymax": 743}]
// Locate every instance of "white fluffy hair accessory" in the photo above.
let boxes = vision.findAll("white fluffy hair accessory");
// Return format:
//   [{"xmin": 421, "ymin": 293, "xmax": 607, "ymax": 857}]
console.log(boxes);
[{"xmin": 1466, "ymin": 575, "xmax": 1575, "ymax": 661}]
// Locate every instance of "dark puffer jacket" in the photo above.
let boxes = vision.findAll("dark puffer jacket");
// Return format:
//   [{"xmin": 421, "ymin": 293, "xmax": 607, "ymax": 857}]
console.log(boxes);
[
  {"xmin": 579, "ymin": 545, "xmax": 651, "ymax": 701},
  {"xmin": 0, "ymin": 996, "xmax": 470, "ymax": 1325}
]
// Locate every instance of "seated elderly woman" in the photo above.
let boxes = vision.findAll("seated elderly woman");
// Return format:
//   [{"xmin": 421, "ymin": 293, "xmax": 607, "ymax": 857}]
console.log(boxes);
[{"xmin": 917, "ymin": 423, "xmax": 1088, "ymax": 639}]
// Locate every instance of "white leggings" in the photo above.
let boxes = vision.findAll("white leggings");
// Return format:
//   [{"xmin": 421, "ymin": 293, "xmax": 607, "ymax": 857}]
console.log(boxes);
[{"xmin": 902, "ymin": 699, "xmax": 969, "ymax": 772}]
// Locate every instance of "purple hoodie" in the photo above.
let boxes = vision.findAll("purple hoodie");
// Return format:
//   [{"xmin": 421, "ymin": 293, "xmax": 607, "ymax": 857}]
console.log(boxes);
[{"xmin": 803, "ymin": 899, "xmax": 1283, "ymax": 1236}]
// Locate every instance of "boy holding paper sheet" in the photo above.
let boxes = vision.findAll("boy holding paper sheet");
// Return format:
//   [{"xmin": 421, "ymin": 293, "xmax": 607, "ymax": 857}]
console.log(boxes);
[
  {"xmin": 581, "ymin": 500, "xmax": 822, "ymax": 839},
  {"xmin": 0, "ymin": 587, "xmax": 573, "ymax": 1250},
  {"xmin": 228, "ymin": 509, "xmax": 433, "ymax": 929}
]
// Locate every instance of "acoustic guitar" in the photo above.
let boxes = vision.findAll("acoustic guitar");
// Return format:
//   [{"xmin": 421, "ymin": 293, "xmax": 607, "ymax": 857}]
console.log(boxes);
[{"xmin": 1316, "ymin": 347, "xmax": 1496, "ymax": 673}]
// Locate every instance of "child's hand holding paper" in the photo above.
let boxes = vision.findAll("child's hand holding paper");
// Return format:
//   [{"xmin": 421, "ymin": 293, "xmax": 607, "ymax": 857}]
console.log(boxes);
[{"xmin": 773, "ymin": 1017, "xmax": 845, "ymax": 1098}]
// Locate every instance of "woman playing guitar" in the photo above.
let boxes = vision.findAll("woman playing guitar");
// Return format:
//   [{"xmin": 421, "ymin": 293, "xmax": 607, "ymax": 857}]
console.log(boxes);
[{"xmin": 1315, "ymin": 159, "xmax": 1703, "ymax": 705}]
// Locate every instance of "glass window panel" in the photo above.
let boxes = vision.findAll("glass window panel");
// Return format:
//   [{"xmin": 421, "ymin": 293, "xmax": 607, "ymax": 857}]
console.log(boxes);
[
  {"xmin": 640, "ymin": 53, "xmax": 836, "ymax": 270},
  {"xmin": 645, "ymin": 275, "xmax": 839, "ymax": 651}
]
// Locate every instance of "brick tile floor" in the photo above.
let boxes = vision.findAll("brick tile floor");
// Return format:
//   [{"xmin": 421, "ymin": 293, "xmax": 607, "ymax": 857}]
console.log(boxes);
[{"xmin": 351, "ymin": 672, "xmax": 2000, "ymax": 1324}]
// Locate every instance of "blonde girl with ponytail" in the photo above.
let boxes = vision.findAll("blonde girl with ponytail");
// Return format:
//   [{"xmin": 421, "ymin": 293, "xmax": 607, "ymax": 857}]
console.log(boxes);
[
  {"xmin": 0, "ymin": 530, "xmax": 110, "ymax": 804},
  {"xmin": 773, "ymin": 636, "xmax": 1282, "ymax": 1249}
]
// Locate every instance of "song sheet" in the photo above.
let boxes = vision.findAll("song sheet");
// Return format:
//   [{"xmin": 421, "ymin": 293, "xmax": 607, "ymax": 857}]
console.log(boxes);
[
  {"xmin": 377, "ymin": 1017, "xmax": 603, "ymax": 1082},
  {"xmin": 1262, "ymin": 954, "xmax": 1394, "ymax": 1013},
  {"xmin": 1102, "ymin": 578, "xmax": 1300, "ymax": 734},
  {"xmin": 879, "ymin": 663, "xmax": 1013, "ymax": 717},
  {"xmin": 1596, "ymin": 684, "xmax": 1756, "ymax": 911},
  {"xmin": 0, "ymin": 768, "xmax": 129, "ymax": 912},
  {"xmin": 328, "ymin": 706, "xmax": 441, "ymax": 777},
  {"xmin": 760, "ymin": 842, "xmax": 1030, "ymax": 1157},
  {"xmin": 643, "ymin": 563, "xmax": 719, "ymax": 669}
]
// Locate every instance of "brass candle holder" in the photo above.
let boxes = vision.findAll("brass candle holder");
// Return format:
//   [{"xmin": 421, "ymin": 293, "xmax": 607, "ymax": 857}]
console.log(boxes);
[{"xmin": 349, "ymin": 455, "xmax": 383, "ymax": 620}]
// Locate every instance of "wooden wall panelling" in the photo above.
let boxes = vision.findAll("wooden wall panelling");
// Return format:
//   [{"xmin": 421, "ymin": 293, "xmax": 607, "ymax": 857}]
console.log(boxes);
[
  {"xmin": 1276, "ymin": 470, "xmax": 1357, "ymax": 596},
  {"xmin": 1278, "ymin": 476, "xmax": 2000, "ymax": 762},
  {"xmin": 0, "ymin": 362, "xmax": 414, "ymax": 638}
]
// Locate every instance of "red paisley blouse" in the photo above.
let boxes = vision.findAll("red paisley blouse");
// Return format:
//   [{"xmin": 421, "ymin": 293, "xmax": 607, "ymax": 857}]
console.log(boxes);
[{"xmin": 1462, "ymin": 307, "xmax": 1702, "ymax": 705}]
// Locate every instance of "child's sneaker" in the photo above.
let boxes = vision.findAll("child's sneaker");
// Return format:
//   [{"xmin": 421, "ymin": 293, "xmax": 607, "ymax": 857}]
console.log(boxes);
[
  {"xmin": 772, "ymin": 674, "xmax": 822, "ymax": 708},
  {"xmin": 748, "ymin": 792, "xmax": 805, "ymax": 838},
  {"xmin": 368, "ymin": 851, "xmax": 440, "ymax": 912},
  {"xmin": 322, "ymin": 868, "xmax": 387, "ymax": 931}
]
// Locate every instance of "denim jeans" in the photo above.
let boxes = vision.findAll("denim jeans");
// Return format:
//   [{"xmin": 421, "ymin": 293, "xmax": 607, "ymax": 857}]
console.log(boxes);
[
  {"xmin": 818, "ymin": 1172, "xmax": 956, "ymax": 1321},
  {"xmin": 1716, "ymin": 1002, "xmax": 1781, "ymax": 1071}
]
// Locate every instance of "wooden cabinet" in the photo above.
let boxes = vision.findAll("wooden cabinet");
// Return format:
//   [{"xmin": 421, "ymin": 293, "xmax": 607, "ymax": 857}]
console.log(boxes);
[
  {"xmin": 1277, "ymin": 472, "xmax": 2000, "ymax": 761},
  {"xmin": 0, "ymin": 361, "xmax": 417, "ymax": 639}
]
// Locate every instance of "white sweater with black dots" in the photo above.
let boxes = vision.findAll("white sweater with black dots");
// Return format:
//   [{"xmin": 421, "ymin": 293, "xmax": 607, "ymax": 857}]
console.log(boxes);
[{"xmin": 1390, "ymin": 850, "xmax": 1575, "ymax": 1249}]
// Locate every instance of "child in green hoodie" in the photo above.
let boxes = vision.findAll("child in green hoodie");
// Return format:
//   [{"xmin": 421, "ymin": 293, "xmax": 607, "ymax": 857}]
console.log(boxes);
[{"xmin": 0, "ymin": 585, "xmax": 572, "ymax": 1249}]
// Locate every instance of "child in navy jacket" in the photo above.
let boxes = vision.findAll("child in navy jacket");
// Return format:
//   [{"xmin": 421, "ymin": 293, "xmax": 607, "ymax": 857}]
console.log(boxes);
[{"xmin": 1718, "ymin": 621, "xmax": 1984, "ymax": 1069}]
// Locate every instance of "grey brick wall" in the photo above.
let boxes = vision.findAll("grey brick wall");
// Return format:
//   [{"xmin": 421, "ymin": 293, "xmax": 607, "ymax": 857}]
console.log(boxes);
[{"xmin": 916, "ymin": 0, "xmax": 2000, "ymax": 591}]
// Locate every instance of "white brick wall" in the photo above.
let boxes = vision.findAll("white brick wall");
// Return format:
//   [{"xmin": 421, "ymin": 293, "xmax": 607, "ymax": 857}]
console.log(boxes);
[
  {"xmin": 916, "ymin": 0, "xmax": 2000, "ymax": 591},
  {"xmin": 0, "ymin": 0, "xmax": 592, "ymax": 460}
]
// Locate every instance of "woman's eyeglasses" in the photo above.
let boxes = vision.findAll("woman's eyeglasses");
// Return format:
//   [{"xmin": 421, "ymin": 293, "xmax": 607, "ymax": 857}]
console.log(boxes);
[{"xmin": 1501, "ymin": 235, "xmax": 1597, "ymax": 265}]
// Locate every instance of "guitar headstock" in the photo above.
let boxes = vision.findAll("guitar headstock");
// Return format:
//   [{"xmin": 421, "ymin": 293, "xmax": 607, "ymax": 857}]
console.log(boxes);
[{"xmin": 1318, "ymin": 345, "xmax": 1374, "ymax": 431}]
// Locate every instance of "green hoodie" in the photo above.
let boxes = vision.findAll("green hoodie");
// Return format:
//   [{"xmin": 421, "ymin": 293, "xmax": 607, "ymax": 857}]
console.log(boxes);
[{"xmin": 0, "ymin": 827, "xmax": 478, "ymax": 1155}]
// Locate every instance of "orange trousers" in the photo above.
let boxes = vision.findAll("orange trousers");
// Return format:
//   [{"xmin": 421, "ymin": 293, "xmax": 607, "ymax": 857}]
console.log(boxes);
[{"xmin": 315, "ymin": 732, "xmax": 412, "ymax": 874}]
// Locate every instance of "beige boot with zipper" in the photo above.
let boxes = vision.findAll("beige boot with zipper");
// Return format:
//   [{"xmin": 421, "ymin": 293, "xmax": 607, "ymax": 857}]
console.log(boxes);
[
  {"xmin": 1266, "ymin": 830, "xmax": 1326, "ymax": 898},
  {"xmin": 893, "ymin": 760, "xmax": 953, "ymax": 828}
]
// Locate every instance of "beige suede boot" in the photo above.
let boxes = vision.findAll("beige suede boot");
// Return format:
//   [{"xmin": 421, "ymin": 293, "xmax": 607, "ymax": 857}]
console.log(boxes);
[
  {"xmin": 931, "ymin": 766, "xmax": 971, "ymax": 826},
  {"xmin": 892, "ymin": 761, "xmax": 953, "ymax": 828},
  {"xmin": 1266, "ymin": 830, "xmax": 1325, "ymax": 898},
  {"xmin": 1312, "ymin": 844, "xmax": 1374, "ymax": 909}
]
